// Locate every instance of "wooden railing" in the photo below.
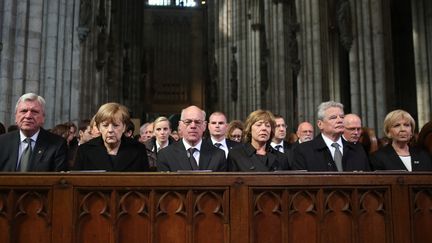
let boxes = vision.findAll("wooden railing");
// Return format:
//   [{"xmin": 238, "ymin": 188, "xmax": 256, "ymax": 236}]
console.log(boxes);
[{"xmin": 0, "ymin": 172, "xmax": 431, "ymax": 243}]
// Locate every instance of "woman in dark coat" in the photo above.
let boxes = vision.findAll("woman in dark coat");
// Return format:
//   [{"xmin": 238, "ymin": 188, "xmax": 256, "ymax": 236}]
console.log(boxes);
[
  {"xmin": 227, "ymin": 109, "xmax": 291, "ymax": 172},
  {"xmin": 370, "ymin": 109, "xmax": 432, "ymax": 171},
  {"xmin": 74, "ymin": 102, "xmax": 149, "ymax": 172}
]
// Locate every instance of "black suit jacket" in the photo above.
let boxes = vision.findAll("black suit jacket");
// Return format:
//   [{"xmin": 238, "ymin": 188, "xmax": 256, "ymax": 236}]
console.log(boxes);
[
  {"xmin": 157, "ymin": 139, "xmax": 227, "ymax": 172},
  {"xmin": 370, "ymin": 144, "xmax": 432, "ymax": 171},
  {"xmin": 204, "ymin": 137, "xmax": 240, "ymax": 152},
  {"xmin": 227, "ymin": 143, "xmax": 291, "ymax": 172},
  {"xmin": 73, "ymin": 136, "xmax": 149, "ymax": 171},
  {"xmin": 0, "ymin": 129, "xmax": 68, "ymax": 172},
  {"xmin": 292, "ymin": 134, "xmax": 370, "ymax": 171}
]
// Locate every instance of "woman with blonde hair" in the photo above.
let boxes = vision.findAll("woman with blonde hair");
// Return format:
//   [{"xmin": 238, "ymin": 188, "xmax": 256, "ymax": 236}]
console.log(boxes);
[
  {"xmin": 227, "ymin": 110, "xmax": 290, "ymax": 171},
  {"xmin": 144, "ymin": 116, "xmax": 175, "ymax": 171},
  {"xmin": 370, "ymin": 109, "xmax": 432, "ymax": 171},
  {"xmin": 74, "ymin": 102, "xmax": 149, "ymax": 171}
]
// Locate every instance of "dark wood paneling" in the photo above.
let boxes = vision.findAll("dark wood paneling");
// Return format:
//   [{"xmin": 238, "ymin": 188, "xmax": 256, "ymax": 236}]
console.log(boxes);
[{"xmin": 0, "ymin": 173, "xmax": 431, "ymax": 243}]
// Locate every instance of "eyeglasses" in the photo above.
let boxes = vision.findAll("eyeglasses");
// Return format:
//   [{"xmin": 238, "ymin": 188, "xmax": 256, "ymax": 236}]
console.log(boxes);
[{"xmin": 181, "ymin": 119, "xmax": 205, "ymax": 126}]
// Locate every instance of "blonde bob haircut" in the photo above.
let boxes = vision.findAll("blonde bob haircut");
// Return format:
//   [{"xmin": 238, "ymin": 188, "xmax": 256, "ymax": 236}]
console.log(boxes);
[
  {"xmin": 383, "ymin": 109, "xmax": 415, "ymax": 139},
  {"xmin": 94, "ymin": 102, "xmax": 130, "ymax": 127},
  {"xmin": 243, "ymin": 109, "xmax": 276, "ymax": 143}
]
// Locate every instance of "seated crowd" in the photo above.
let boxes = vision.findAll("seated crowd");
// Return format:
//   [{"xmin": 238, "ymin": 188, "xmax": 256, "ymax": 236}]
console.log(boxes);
[{"xmin": 1, "ymin": 93, "xmax": 432, "ymax": 172}]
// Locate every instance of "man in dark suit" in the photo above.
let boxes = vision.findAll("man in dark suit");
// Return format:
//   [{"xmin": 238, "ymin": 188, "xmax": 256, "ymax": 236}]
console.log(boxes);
[
  {"xmin": 292, "ymin": 101, "xmax": 370, "ymax": 171},
  {"xmin": 205, "ymin": 111, "xmax": 239, "ymax": 158},
  {"xmin": 270, "ymin": 115, "xmax": 291, "ymax": 153},
  {"xmin": 157, "ymin": 106, "xmax": 227, "ymax": 172},
  {"xmin": 0, "ymin": 93, "xmax": 68, "ymax": 172}
]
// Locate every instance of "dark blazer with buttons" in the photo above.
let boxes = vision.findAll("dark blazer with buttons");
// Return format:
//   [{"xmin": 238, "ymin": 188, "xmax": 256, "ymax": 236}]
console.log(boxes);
[
  {"xmin": 227, "ymin": 143, "xmax": 291, "ymax": 172},
  {"xmin": 73, "ymin": 136, "xmax": 149, "ymax": 171},
  {"xmin": 292, "ymin": 134, "xmax": 370, "ymax": 171},
  {"xmin": 0, "ymin": 129, "xmax": 68, "ymax": 172},
  {"xmin": 370, "ymin": 144, "xmax": 432, "ymax": 171},
  {"xmin": 157, "ymin": 139, "xmax": 227, "ymax": 172}
]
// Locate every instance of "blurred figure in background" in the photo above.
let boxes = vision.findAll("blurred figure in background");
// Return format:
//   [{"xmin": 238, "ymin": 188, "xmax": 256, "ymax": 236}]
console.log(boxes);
[{"xmin": 227, "ymin": 120, "xmax": 244, "ymax": 143}]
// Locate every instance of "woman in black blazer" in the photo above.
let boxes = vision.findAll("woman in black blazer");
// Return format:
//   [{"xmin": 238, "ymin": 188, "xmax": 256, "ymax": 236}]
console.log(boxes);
[
  {"xmin": 73, "ymin": 102, "xmax": 149, "ymax": 172},
  {"xmin": 227, "ymin": 110, "xmax": 290, "ymax": 172},
  {"xmin": 371, "ymin": 109, "xmax": 432, "ymax": 171}
]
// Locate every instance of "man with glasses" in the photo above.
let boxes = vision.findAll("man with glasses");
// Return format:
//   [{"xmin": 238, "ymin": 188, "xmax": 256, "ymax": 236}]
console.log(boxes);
[
  {"xmin": 157, "ymin": 106, "xmax": 227, "ymax": 171},
  {"xmin": 343, "ymin": 114, "xmax": 362, "ymax": 144}
]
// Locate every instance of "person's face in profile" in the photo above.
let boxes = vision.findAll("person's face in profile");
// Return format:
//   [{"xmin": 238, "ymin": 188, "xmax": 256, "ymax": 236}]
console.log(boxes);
[
  {"xmin": 98, "ymin": 116, "xmax": 125, "ymax": 148},
  {"xmin": 318, "ymin": 107, "xmax": 344, "ymax": 138},
  {"xmin": 15, "ymin": 100, "xmax": 45, "ymax": 137}
]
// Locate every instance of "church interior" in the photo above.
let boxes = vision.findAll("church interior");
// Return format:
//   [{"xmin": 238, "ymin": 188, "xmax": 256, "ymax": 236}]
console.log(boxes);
[{"xmin": 1, "ymin": 0, "xmax": 431, "ymax": 136}]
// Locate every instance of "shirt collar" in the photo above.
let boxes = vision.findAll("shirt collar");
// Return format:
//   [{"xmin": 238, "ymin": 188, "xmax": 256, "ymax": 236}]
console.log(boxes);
[
  {"xmin": 20, "ymin": 129, "xmax": 40, "ymax": 143},
  {"xmin": 321, "ymin": 133, "xmax": 343, "ymax": 148},
  {"xmin": 270, "ymin": 141, "xmax": 284, "ymax": 148},
  {"xmin": 211, "ymin": 137, "xmax": 226, "ymax": 147},
  {"xmin": 182, "ymin": 138, "xmax": 203, "ymax": 151}
]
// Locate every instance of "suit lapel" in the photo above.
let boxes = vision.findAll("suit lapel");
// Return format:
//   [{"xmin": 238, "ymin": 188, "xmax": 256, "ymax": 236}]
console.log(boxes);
[
  {"xmin": 174, "ymin": 142, "xmax": 194, "ymax": 170},
  {"xmin": 198, "ymin": 142, "xmax": 212, "ymax": 170},
  {"xmin": 266, "ymin": 150, "xmax": 278, "ymax": 170},
  {"xmin": 31, "ymin": 129, "xmax": 48, "ymax": 170},
  {"xmin": 315, "ymin": 135, "xmax": 335, "ymax": 169},
  {"xmin": 8, "ymin": 132, "xmax": 21, "ymax": 171},
  {"xmin": 386, "ymin": 145, "xmax": 408, "ymax": 170}
]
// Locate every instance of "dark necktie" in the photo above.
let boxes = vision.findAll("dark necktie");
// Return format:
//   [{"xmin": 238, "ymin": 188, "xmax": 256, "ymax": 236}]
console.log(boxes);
[
  {"xmin": 331, "ymin": 143, "xmax": 343, "ymax": 171},
  {"xmin": 275, "ymin": 145, "xmax": 283, "ymax": 152},
  {"xmin": 214, "ymin": 143, "xmax": 222, "ymax": 148},
  {"xmin": 188, "ymin": 148, "xmax": 199, "ymax": 170},
  {"xmin": 19, "ymin": 138, "xmax": 33, "ymax": 172}
]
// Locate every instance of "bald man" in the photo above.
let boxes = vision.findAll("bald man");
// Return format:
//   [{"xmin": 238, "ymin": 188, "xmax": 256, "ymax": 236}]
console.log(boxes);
[
  {"xmin": 296, "ymin": 122, "xmax": 314, "ymax": 144},
  {"xmin": 343, "ymin": 114, "xmax": 362, "ymax": 143},
  {"xmin": 157, "ymin": 106, "xmax": 227, "ymax": 172}
]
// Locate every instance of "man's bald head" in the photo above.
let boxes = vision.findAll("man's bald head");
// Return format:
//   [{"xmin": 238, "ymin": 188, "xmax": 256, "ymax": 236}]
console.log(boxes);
[{"xmin": 343, "ymin": 113, "xmax": 362, "ymax": 143}]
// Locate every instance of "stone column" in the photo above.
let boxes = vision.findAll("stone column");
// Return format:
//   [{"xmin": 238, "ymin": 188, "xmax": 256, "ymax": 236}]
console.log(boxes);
[
  {"xmin": 0, "ymin": 0, "xmax": 80, "ymax": 128},
  {"xmin": 349, "ymin": 0, "xmax": 390, "ymax": 136},
  {"xmin": 295, "ymin": 0, "xmax": 324, "ymax": 124},
  {"xmin": 412, "ymin": 0, "xmax": 432, "ymax": 129}
]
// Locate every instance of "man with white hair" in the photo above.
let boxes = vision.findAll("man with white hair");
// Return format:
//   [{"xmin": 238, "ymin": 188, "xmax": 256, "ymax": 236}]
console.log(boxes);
[
  {"xmin": 292, "ymin": 101, "xmax": 370, "ymax": 172},
  {"xmin": 0, "ymin": 93, "xmax": 68, "ymax": 171},
  {"xmin": 157, "ymin": 105, "xmax": 226, "ymax": 172}
]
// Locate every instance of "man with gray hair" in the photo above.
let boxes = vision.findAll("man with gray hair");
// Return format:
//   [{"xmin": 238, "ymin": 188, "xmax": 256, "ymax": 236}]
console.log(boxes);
[
  {"xmin": 0, "ymin": 93, "xmax": 68, "ymax": 171},
  {"xmin": 292, "ymin": 101, "xmax": 370, "ymax": 171}
]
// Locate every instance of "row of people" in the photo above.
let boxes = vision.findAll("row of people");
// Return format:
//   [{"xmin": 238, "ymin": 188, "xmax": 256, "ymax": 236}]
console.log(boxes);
[{"xmin": 1, "ymin": 93, "xmax": 431, "ymax": 172}]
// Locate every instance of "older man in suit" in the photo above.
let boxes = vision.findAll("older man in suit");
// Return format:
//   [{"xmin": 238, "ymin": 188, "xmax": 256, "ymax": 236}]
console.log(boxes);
[
  {"xmin": 292, "ymin": 101, "xmax": 370, "ymax": 172},
  {"xmin": 157, "ymin": 106, "xmax": 227, "ymax": 172},
  {"xmin": 206, "ymin": 111, "xmax": 239, "ymax": 158},
  {"xmin": 0, "ymin": 93, "xmax": 68, "ymax": 172}
]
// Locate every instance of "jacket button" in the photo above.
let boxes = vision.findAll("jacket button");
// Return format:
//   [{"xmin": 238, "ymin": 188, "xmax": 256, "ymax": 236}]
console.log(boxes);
[{"xmin": 250, "ymin": 166, "xmax": 255, "ymax": 170}]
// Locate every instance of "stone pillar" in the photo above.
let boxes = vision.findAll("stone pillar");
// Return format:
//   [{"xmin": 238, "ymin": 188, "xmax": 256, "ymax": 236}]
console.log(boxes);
[
  {"xmin": 349, "ymin": 0, "xmax": 390, "ymax": 136},
  {"xmin": 0, "ymin": 0, "xmax": 80, "ymax": 128},
  {"xmin": 412, "ymin": 0, "xmax": 432, "ymax": 129},
  {"xmin": 295, "ymin": 0, "xmax": 324, "ymax": 124}
]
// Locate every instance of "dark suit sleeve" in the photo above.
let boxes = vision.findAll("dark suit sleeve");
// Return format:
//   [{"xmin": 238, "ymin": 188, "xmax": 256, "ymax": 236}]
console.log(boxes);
[
  {"xmin": 156, "ymin": 149, "xmax": 171, "ymax": 172},
  {"xmin": 215, "ymin": 150, "xmax": 227, "ymax": 172},
  {"xmin": 54, "ymin": 139, "xmax": 69, "ymax": 171},
  {"xmin": 369, "ymin": 152, "xmax": 386, "ymax": 171},
  {"xmin": 227, "ymin": 151, "xmax": 239, "ymax": 172},
  {"xmin": 73, "ymin": 145, "xmax": 87, "ymax": 170},
  {"xmin": 292, "ymin": 145, "xmax": 307, "ymax": 170}
]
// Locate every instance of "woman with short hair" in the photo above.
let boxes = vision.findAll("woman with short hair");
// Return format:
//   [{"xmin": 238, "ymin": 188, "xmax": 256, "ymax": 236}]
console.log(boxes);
[
  {"xmin": 227, "ymin": 110, "xmax": 290, "ymax": 172},
  {"xmin": 144, "ymin": 116, "xmax": 175, "ymax": 171},
  {"xmin": 73, "ymin": 102, "xmax": 149, "ymax": 171},
  {"xmin": 370, "ymin": 109, "xmax": 432, "ymax": 171}
]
